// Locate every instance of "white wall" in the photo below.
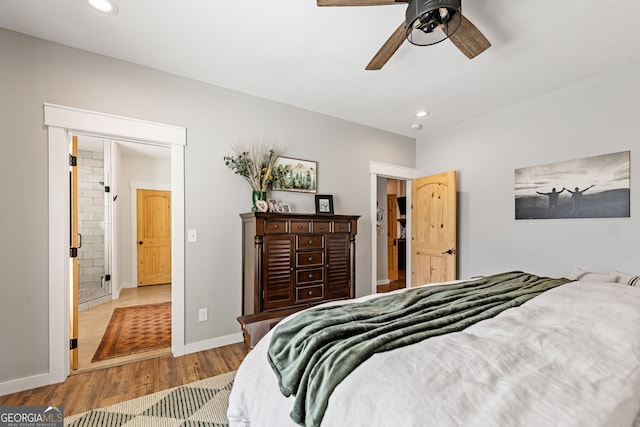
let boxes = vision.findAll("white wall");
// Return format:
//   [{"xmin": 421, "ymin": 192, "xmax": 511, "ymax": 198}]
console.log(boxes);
[
  {"xmin": 116, "ymin": 152, "xmax": 171, "ymax": 289},
  {"xmin": 0, "ymin": 28, "xmax": 415, "ymax": 385},
  {"xmin": 416, "ymin": 66, "xmax": 640, "ymax": 279},
  {"xmin": 376, "ymin": 177, "xmax": 388, "ymax": 282}
]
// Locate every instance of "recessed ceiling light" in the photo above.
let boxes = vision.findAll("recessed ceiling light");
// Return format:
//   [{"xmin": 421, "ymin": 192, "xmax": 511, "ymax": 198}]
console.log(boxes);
[
  {"xmin": 87, "ymin": 0, "xmax": 119, "ymax": 14},
  {"xmin": 411, "ymin": 124, "xmax": 423, "ymax": 131},
  {"xmin": 415, "ymin": 111, "xmax": 430, "ymax": 118}
]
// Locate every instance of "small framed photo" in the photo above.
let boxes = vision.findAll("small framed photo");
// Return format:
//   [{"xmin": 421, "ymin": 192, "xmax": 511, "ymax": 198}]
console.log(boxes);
[
  {"xmin": 268, "ymin": 199, "xmax": 278, "ymax": 213},
  {"xmin": 315, "ymin": 194, "xmax": 334, "ymax": 214},
  {"xmin": 277, "ymin": 202, "xmax": 291, "ymax": 213}
]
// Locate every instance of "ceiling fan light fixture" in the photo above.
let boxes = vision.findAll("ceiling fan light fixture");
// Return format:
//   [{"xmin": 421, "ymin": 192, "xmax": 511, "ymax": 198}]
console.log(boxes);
[{"xmin": 405, "ymin": 0, "xmax": 461, "ymax": 46}]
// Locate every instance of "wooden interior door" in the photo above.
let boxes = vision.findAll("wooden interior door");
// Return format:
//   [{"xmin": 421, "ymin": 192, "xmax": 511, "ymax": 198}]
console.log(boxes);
[
  {"xmin": 411, "ymin": 171, "xmax": 457, "ymax": 286},
  {"xmin": 137, "ymin": 189, "xmax": 172, "ymax": 286},
  {"xmin": 69, "ymin": 135, "xmax": 79, "ymax": 370},
  {"xmin": 387, "ymin": 194, "xmax": 398, "ymax": 281}
]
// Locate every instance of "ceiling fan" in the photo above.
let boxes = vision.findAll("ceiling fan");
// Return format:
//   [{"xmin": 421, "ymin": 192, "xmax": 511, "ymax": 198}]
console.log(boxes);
[{"xmin": 317, "ymin": 0, "xmax": 491, "ymax": 70}]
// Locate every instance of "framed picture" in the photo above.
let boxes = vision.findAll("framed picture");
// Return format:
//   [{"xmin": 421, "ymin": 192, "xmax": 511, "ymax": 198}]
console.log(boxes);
[
  {"xmin": 271, "ymin": 157, "xmax": 317, "ymax": 193},
  {"xmin": 268, "ymin": 199, "xmax": 278, "ymax": 213},
  {"xmin": 515, "ymin": 150, "xmax": 630, "ymax": 220},
  {"xmin": 277, "ymin": 202, "xmax": 291, "ymax": 213},
  {"xmin": 315, "ymin": 194, "xmax": 334, "ymax": 215}
]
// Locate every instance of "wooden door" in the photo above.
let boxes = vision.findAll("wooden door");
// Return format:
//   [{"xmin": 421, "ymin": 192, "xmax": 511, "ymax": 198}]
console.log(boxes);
[
  {"xmin": 387, "ymin": 194, "xmax": 398, "ymax": 281},
  {"xmin": 69, "ymin": 135, "xmax": 79, "ymax": 370},
  {"xmin": 411, "ymin": 171, "xmax": 457, "ymax": 286},
  {"xmin": 137, "ymin": 189, "xmax": 172, "ymax": 286}
]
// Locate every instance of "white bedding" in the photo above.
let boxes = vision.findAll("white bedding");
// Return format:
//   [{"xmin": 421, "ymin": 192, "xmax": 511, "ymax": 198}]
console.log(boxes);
[{"xmin": 228, "ymin": 280, "xmax": 640, "ymax": 427}]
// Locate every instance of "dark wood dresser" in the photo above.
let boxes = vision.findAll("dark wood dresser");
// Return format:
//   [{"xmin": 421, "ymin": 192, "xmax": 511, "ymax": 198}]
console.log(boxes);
[{"xmin": 240, "ymin": 212, "xmax": 359, "ymax": 317}]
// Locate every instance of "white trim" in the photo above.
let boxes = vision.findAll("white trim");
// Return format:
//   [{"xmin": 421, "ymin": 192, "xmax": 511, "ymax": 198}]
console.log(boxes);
[
  {"xmin": 130, "ymin": 181, "xmax": 171, "ymax": 288},
  {"xmin": 38, "ymin": 104, "xmax": 187, "ymax": 394},
  {"xmin": 370, "ymin": 162, "xmax": 417, "ymax": 295},
  {"xmin": 183, "ymin": 333, "xmax": 244, "ymax": 355},
  {"xmin": 44, "ymin": 103, "xmax": 186, "ymax": 146}
]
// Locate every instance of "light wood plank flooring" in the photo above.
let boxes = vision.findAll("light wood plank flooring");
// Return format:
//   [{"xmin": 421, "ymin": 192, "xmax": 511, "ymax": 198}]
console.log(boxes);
[{"xmin": 76, "ymin": 284, "xmax": 173, "ymax": 372}]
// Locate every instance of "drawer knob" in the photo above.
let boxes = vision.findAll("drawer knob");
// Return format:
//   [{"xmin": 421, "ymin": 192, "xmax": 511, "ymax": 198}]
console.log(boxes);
[
  {"xmin": 339, "ymin": 225, "xmax": 344, "ymax": 230},
  {"xmin": 308, "ymin": 239, "xmax": 313, "ymax": 244},
  {"xmin": 273, "ymin": 224, "xmax": 278, "ymax": 229},
  {"xmin": 308, "ymin": 273, "xmax": 313, "ymax": 279},
  {"xmin": 298, "ymin": 225, "xmax": 303, "ymax": 229},
  {"xmin": 319, "ymin": 225, "xmax": 324, "ymax": 229},
  {"xmin": 308, "ymin": 290, "xmax": 313, "ymax": 296},
  {"xmin": 308, "ymin": 257, "xmax": 313, "ymax": 262}
]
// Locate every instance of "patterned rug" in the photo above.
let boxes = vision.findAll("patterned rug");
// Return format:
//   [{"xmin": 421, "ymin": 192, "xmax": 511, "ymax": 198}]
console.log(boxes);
[
  {"xmin": 64, "ymin": 371, "xmax": 235, "ymax": 426},
  {"xmin": 92, "ymin": 302, "xmax": 172, "ymax": 362}
]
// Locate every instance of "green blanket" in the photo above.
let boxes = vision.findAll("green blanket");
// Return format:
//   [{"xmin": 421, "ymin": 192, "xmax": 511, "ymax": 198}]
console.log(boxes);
[{"xmin": 267, "ymin": 271, "xmax": 570, "ymax": 427}]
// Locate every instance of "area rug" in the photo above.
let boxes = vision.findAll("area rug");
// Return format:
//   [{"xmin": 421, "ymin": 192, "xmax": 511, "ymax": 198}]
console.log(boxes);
[
  {"xmin": 64, "ymin": 371, "xmax": 235, "ymax": 426},
  {"xmin": 92, "ymin": 302, "xmax": 172, "ymax": 362}
]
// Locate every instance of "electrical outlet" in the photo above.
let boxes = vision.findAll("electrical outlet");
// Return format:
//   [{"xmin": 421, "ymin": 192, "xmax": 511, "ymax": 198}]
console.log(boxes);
[
  {"xmin": 187, "ymin": 229, "xmax": 198, "ymax": 243},
  {"xmin": 198, "ymin": 308, "xmax": 208, "ymax": 322}
]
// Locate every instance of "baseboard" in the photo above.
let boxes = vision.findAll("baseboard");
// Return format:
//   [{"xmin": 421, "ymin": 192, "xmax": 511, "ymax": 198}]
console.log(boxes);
[
  {"xmin": 0, "ymin": 372, "xmax": 61, "ymax": 396},
  {"xmin": 377, "ymin": 279, "xmax": 390, "ymax": 285},
  {"xmin": 183, "ymin": 332, "xmax": 244, "ymax": 355}
]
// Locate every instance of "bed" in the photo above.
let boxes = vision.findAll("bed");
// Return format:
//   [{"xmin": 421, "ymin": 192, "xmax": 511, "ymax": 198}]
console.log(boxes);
[{"xmin": 228, "ymin": 271, "xmax": 640, "ymax": 427}]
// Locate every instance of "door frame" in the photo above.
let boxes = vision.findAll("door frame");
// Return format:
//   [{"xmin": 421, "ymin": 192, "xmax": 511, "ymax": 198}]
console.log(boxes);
[
  {"xmin": 369, "ymin": 161, "xmax": 417, "ymax": 295},
  {"xmin": 45, "ymin": 103, "xmax": 186, "ymax": 384}
]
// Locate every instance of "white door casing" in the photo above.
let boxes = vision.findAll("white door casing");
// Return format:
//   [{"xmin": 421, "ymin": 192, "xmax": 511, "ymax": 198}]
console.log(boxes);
[
  {"xmin": 44, "ymin": 103, "xmax": 186, "ymax": 384},
  {"xmin": 369, "ymin": 161, "xmax": 417, "ymax": 295}
]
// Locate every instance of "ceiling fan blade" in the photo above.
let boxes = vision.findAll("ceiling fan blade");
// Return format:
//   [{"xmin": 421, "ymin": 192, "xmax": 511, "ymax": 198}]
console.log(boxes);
[
  {"xmin": 366, "ymin": 22, "xmax": 406, "ymax": 70},
  {"xmin": 317, "ymin": 0, "xmax": 406, "ymax": 6},
  {"xmin": 447, "ymin": 14, "xmax": 491, "ymax": 59}
]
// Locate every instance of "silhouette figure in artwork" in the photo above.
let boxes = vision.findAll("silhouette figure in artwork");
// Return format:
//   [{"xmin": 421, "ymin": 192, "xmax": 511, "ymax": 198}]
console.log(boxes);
[
  {"xmin": 536, "ymin": 187, "xmax": 564, "ymax": 211},
  {"xmin": 564, "ymin": 185, "xmax": 595, "ymax": 213}
]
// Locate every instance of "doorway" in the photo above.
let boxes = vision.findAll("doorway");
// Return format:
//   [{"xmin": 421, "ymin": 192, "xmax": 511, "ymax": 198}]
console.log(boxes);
[
  {"xmin": 369, "ymin": 162, "xmax": 417, "ymax": 295},
  {"xmin": 72, "ymin": 136, "xmax": 173, "ymax": 371},
  {"xmin": 45, "ymin": 103, "xmax": 186, "ymax": 384}
]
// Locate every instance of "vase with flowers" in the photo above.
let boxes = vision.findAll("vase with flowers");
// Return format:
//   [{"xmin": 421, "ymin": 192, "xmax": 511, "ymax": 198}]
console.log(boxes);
[{"xmin": 224, "ymin": 140, "xmax": 281, "ymax": 212}]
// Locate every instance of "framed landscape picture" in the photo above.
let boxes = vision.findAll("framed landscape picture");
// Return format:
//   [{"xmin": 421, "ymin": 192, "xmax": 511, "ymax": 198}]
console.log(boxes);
[
  {"xmin": 271, "ymin": 157, "xmax": 317, "ymax": 193},
  {"xmin": 514, "ymin": 151, "xmax": 630, "ymax": 220}
]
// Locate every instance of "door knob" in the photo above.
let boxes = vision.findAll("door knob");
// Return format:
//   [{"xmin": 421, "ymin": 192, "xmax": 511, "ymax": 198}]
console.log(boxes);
[
  {"xmin": 138, "ymin": 241, "xmax": 143, "ymax": 245},
  {"xmin": 442, "ymin": 249, "xmax": 456, "ymax": 255}
]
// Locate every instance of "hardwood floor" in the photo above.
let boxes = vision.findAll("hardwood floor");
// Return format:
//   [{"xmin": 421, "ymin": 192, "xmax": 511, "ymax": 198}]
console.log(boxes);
[
  {"xmin": 377, "ymin": 269, "xmax": 407, "ymax": 293},
  {"xmin": 0, "ymin": 343, "xmax": 249, "ymax": 416},
  {"xmin": 0, "ymin": 283, "xmax": 250, "ymax": 416}
]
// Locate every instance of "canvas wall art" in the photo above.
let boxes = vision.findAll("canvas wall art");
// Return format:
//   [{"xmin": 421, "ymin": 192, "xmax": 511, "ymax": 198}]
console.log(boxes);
[
  {"xmin": 271, "ymin": 157, "xmax": 317, "ymax": 193},
  {"xmin": 515, "ymin": 151, "xmax": 630, "ymax": 219}
]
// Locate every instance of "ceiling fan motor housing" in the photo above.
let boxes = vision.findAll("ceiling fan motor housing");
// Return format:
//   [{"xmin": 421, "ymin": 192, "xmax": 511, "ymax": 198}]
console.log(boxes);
[{"xmin": 406, "ymin": 0, "xmax": 462, "ymax": 46}]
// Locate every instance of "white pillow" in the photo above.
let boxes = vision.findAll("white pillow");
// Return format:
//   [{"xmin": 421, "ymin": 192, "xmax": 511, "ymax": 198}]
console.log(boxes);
[
  {"xmin": 567, "ymin": 267, "xmax": 617, "ymax": 283},
  {"xmin": 609, "ymin": 269, "xmax": 640, "ymax": 287}
]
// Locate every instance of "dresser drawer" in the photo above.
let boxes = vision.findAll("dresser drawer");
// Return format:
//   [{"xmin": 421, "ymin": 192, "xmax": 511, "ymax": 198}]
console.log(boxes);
[
  {"xmin": 312, "ymin": 221, "xmax": 331, "ymax": 233},
  {"xmin": 264, "ymin": 219, "xmax": 288, "ymax": 234},
  {"xmin": 296, "ymin": 268, "xmax": 324, "ymax": 285},
  {"xmin": 296, "ymin": 285, "xmax": 324, "ymax": 302},
  {"xmin": 296, "ymin": 235, "xmax": 324, "ymax": 249},
  {"xmin": 296, "ymin": 251, "xmax": 324, "ymax": 267},
  {"xmin": 291, "ymin": 221, "xmax": 311, "ymax": 233},
  {"xmin": 333, "ymin": 221, "xmax": 350, "ymax": 233}
]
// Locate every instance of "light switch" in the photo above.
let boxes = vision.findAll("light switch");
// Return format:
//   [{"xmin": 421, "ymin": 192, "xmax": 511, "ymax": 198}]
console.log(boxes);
[{"xmin": 187, "ymin": 229, "xmax": 198, "ymax": 243}]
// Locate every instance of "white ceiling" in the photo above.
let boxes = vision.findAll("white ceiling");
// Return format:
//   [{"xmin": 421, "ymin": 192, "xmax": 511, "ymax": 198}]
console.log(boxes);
[{"xmin": 1, "ymin": 0, "xmax": 639, "ymax": 138}]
